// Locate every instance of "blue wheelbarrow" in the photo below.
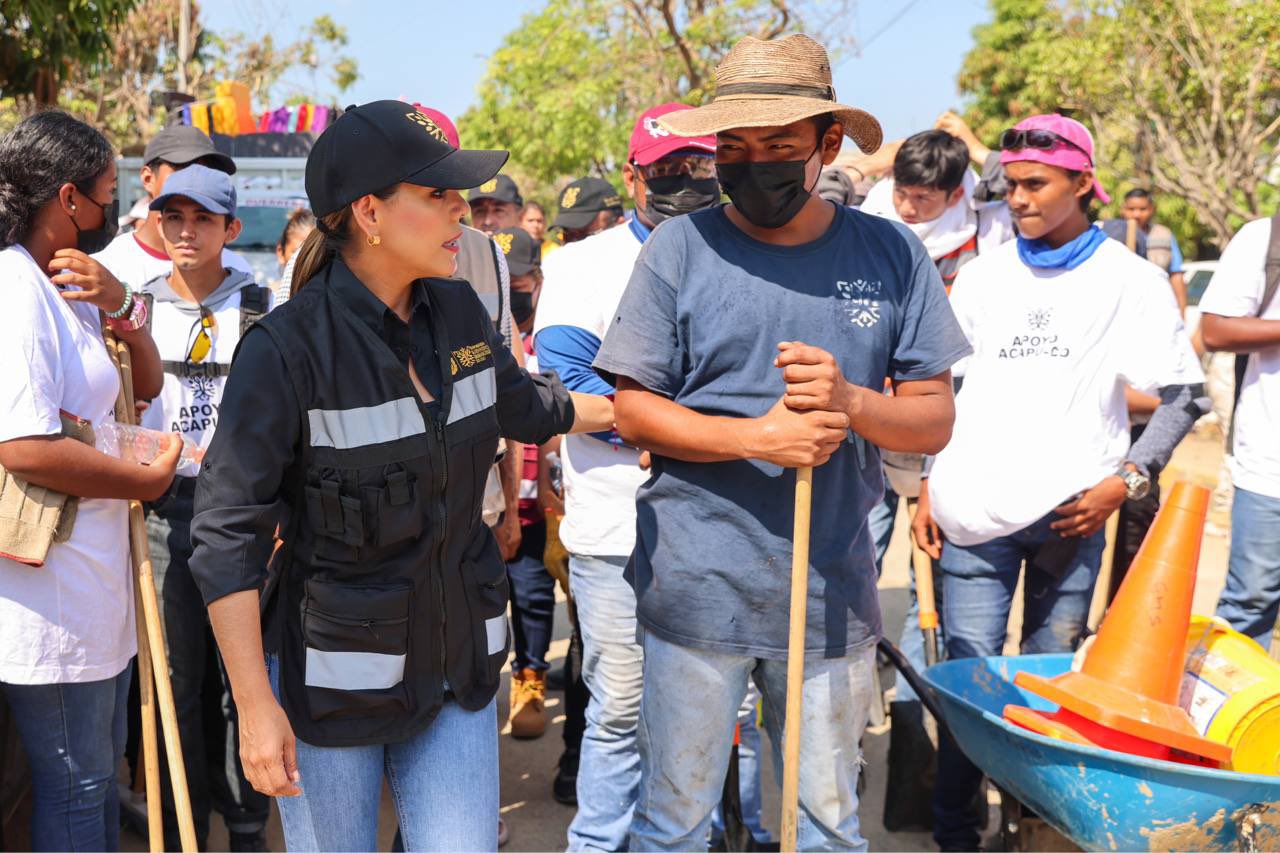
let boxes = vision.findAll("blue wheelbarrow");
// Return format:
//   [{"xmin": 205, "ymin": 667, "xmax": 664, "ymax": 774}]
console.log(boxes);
[{"xmin": 921, "ymin": 654, "xmax": 1280, "ymax": 851}]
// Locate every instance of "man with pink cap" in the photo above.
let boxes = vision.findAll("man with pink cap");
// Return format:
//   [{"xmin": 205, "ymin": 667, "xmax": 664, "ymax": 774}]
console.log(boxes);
[
  {"xmin": 532, "ymin": 103, "xmax": 732, "ymax": 851},
  {"xmin": 912, "ymin": 114, "xmax": 1206, "ymax": 849}
]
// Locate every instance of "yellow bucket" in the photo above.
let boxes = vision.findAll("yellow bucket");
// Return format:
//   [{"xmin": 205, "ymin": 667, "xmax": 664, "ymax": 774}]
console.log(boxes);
[{"xmin": 1180, "ymin": 615, "xmax": 1280, "ymax": 775}]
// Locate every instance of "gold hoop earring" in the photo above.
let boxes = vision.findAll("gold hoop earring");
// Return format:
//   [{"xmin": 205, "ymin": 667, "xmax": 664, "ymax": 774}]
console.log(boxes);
[{"xmin": 368, "ymin": 235, "xmax": 381, "ymax": 247}]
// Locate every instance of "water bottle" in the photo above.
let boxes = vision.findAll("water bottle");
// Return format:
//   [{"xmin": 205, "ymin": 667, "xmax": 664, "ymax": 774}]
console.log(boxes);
[{"xmin": 96, "ymin": 422, "xmax": 205, "ymax": 467}]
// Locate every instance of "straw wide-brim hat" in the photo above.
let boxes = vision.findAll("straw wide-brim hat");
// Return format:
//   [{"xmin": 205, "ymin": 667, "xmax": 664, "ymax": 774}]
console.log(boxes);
[{"xmin": 659, "ymin": 34, "xmax": 882, "ymax": 154}]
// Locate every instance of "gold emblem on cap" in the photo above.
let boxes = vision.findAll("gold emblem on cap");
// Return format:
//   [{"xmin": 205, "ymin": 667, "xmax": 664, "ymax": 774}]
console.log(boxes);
[
  {"xmin": 562, "ymin": 186, "xmax": 580, "ymax": 208},
  {"xmin": 405, "ymin": 111, "xmax": 447, "ymax": 143},
  {"xmin": 450, "ymin": 357, "xmax": 460, "ymax": 376},
  {"xmin": 478, "ymin": 178, "xmax": 498, "ymax": 193},
  {"xmin": 493, "ymin": 232, "xmax": 514, "ymax": 254}
]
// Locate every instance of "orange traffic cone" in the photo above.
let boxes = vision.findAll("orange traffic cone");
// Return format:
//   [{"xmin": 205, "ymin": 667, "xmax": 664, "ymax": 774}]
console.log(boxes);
[{"xmin": 1003, "ymin": 482, "xmax": 1233, "ymax": 765}]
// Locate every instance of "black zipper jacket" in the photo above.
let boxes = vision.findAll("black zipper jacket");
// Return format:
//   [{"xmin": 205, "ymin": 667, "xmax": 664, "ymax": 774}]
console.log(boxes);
[{"xmin": 188, "ymin": 258, "xmax": 573, "ymax": 746}]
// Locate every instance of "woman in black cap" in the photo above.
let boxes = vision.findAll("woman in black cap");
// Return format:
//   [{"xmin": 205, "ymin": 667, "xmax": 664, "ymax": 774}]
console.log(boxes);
[{"xmin": 187, "ymin": 100, "xmax": 597, "ymax": 851}]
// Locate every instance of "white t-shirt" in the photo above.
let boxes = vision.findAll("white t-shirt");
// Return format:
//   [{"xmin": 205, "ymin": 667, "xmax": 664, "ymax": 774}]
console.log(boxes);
[
  {"xmin": 1198, "ymin": 217, "xmax": 1280, "ymax": 498},
  {"xmin": 94, "ymin": 230, "xmax": 252, "ymax": 292},
  {"xmin": 0, "ymin": 245, "xmax": 133, "ymax": 684},
  {"xmin": 533, "ymin": 222, "xmax": 647, "ymax": 556},
  {"xmin": 929, "ymin": 239, "xmax": 1203, "ymax": 546},
  {"xmin": 140, "ymin": 273, "xmax": 274, "ymax": 478}
]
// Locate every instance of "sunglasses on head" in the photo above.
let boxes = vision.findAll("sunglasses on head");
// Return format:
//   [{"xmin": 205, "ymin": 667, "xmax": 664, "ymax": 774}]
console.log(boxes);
[
  {"xmin": 999, "ymin": 128, "xmax": 1092, "ymax": 166},
  {"xmin": 186, "ymin": 307, "xmax": 217, "ymax": 364}
]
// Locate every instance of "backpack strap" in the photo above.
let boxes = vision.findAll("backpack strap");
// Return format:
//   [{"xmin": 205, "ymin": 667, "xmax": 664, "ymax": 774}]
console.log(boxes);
[
  {"xmin": 239, "ymin": 285, "xmax": 270, "ymax": 338},
  {"xmin": 1227, "ymin": 212, "xmax": 1280, "ymax": 454},
  {"xmin": 161, "ymin": 360, "xmax": 232, "ymax": 378}
]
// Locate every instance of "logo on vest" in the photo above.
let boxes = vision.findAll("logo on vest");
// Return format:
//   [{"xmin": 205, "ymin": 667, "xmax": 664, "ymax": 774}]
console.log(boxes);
[
  {"xmin": 452, "ymin": 341, "xmax": 493, "ymax": 371},
  {"xmin": 1027, "ymin": 308, "xmax": 1052, "ymax": 331},
  {"xmin": 836, "ymin": 279, "xmax": 882, "ymax": 328}
]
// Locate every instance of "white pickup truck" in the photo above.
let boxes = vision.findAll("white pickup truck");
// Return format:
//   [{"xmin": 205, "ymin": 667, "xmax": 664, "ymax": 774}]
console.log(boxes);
[{"xmin": 118, "ymin": 153, "xmax": 309, "ymax": 288}]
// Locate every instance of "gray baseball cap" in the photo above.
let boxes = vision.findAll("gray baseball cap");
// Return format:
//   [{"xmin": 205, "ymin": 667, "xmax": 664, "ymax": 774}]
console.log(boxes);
[{"xmin": 143, "ymin": 124, "xmax": 237, "ymax": 175}]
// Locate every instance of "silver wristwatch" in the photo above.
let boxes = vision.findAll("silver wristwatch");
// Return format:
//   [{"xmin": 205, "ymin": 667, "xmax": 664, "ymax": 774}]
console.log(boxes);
[{"xmin": 1118, "ymin": 465, "xmax": 1151, "ymax": 501}]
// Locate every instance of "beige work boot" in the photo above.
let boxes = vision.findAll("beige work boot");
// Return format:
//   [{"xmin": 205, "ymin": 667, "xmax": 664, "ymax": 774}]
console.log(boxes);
[{"xmin": 509, "ymin": 667, "xmax": 548, "ymax": 739}]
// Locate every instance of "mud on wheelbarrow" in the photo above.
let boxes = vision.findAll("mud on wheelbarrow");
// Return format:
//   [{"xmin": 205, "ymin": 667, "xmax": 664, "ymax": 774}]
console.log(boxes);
[{"xmin": 919, "ymin": 653, "xmax": 1280, "ymax": 852}]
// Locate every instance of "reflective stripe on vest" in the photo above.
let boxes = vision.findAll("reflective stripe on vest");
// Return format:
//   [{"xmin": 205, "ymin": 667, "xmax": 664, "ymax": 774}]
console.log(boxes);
[
  {"xmin": 308, "ymin": 398, "xmax": 426, "ymax": 449},
  {"xmin": 304, "ymin": 648, "xmax": 406, "ymax": 690},
  {"xmin": 446, "ymin": 366, "xmax": 497, "ymax": 425}
]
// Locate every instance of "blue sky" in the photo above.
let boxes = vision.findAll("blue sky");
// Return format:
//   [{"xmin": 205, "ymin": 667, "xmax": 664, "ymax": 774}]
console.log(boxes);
[{"xmin": 203, "ymin": 0, "xmax": 991, "ymax": 148}]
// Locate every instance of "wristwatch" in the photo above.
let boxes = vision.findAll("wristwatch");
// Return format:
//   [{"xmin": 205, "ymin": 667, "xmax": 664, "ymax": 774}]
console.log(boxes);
[{"xmin": 1118, "ymin": 464, "xmax": 1151, "ymax": 501}]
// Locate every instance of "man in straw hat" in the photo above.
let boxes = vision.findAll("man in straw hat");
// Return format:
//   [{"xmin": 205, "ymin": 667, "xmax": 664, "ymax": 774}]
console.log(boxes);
[{"xmin": 593, "ymin": 34, "xmax": 971, "ymax": 850}]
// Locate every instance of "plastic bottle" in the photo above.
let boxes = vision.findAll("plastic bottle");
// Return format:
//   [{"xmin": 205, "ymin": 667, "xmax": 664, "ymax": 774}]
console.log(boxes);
[{"xmin": 96, "ymin": 422, "xmax": 205, "ymax": 467}]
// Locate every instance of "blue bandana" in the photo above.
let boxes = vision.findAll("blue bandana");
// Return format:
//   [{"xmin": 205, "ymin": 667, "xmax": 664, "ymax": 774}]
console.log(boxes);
[
  {"xmin": 628, "ymin": 215, "xmax": 652, "ymax": 244},
  {"xmin": 1016, "ymin": 225, "xmax": 1109, "ymax": 271}
]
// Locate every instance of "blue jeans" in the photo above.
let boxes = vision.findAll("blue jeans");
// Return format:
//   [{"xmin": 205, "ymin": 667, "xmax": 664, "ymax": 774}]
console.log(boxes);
[
  {"xmin": 567, "ymin": 553, "xmax": 642, "ymax": 852},
  {"xmin": 1, "ymin": 666, "xmax": 131, "ymax": 852},
  {"xmin": 932, "ymin": 513, "xmax": 1105, "ymax": 850},
  {"xmin": 710, "ymin": 682, "xmax": 775, "ymax": 845},
  {"xmin": 631, "ymin": 630, "xmax": 876, "ymax": 852},
  {"xmin": 148, "ymin": 479, "xmax": 268, "ymax": 846},
  {"xmin": 266, "ymin": 656, "xmax": 498, "ymax": 851},
  {"xmin": 1216, "ymin": 487, "xmax": 1280, "ymax": 644},
  {"xmin": 506, "ymin": 527, "xmax": 556, "ymax": 672}
]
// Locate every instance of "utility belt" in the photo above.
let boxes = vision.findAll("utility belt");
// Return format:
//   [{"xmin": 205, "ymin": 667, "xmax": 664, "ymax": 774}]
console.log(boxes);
[{"xmin": 0, "ymin": 411, "xmax": 95, "ymax": 566}]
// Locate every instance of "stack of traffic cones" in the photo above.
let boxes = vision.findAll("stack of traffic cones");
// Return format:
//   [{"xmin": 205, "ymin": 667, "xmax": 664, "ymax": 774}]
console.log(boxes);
[{"xmin": 1003, "ymin": 482, "xmax": 1233, "ymax": 767}]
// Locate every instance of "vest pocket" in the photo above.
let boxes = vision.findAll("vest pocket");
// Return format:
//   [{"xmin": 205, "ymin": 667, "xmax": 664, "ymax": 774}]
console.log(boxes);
[
  {"xmin": 304, "ymin": 473, "xmax": 364, "ymax": 562},
  {"xmin": 462, "ymin": 535, "xmax": 510, "ymax": 686},
  {"xmin": 301, "ymin": 578, "xmax": 411, "ymax": 721},
  {"xmin": 362, "ymin": 465, "xmax": 424, "ymax": 549}
]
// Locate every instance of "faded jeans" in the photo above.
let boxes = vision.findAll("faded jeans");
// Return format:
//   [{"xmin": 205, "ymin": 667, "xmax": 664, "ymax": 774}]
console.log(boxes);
[
  {"xmin": 1215, "ymin": 487, "xmax": 1280, "ymax": 645},
  {"xmin": 567, "ymin": 553, "xmax": 642, "ymax": 852},
  {"xmin": 630, "ymin": 630, "xmax": 877, "ymax": 852},
  {"xmin": 266, "ymin": 656, "xmax": 498, "ymax": 851},
  {"xmin": 1, "ymin": 666, "xmax": 130, "ymax": 852},
  {"xmin": 932, "ymin": 512, "xmax": 1105, "ymax": 850}
]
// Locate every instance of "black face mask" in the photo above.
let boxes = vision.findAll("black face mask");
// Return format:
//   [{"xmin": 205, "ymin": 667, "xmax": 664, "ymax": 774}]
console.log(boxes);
[
  {"xmin": 68, "ymin": 194, "xmax": 119, "ymax": 254},
  {"xmin": 510, "ymin": 290, "xmax": 535, "ymax": 326},
  {"xmin": 640, "ymin": 175, "xmax": 721, "ymax": 226},
  {"xmin": 715, "ymin": 146, "xmax": 821, "ymax": 230}
]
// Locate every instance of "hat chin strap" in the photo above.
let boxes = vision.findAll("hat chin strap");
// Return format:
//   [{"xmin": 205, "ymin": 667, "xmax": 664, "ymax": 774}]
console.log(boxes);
[{"xmin": 715, "ymin": 82, "xmax": 835, "ymax": 100}]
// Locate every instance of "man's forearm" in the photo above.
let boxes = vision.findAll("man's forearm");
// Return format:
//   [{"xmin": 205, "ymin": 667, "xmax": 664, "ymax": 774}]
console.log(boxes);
[
  {"xmin": 1127, "ymin": 383, "xmax": 1207, "ymax": 476},
  {"xmin": 846, "ymin": 376, "xmax": 955, "ymax": 454},
  {"xmin": 1169, "ymin": 272, "xmax": 1188, "ymax": 317},
  {"xmin": 499, "ymin": 445, "xmax": 520, "ymax": 508},
  {"xmin": 1201, "ymin": 314, "xmax": 1280, "ymax": 353},
  {"xmin": 614, "ymin": 384, "xmax": 754, "ymax": 463}
]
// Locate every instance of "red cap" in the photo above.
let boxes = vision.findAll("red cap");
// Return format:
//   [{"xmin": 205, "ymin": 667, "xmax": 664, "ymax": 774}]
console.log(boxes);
[
  {"xmin": 629, "ymin": 104, "xmax": 715, "ymax": 166},
  {"xmin": 411, "ymin": 104, "xmax": 461, "ymax": 149}
]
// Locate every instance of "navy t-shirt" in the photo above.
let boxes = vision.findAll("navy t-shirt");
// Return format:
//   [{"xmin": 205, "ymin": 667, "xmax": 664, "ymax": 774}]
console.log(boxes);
[{"xmin": 593, "ymin": 203, "xmax": 970, "ymax": 658}]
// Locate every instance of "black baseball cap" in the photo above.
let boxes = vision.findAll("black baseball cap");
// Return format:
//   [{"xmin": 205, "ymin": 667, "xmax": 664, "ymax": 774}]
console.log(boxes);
[
  {"xmin": 306, "ymin": 100, "xmax": 509, "ymax": 218},
  {"xmin": 493, "ymin": 227, "xmax": 540, "ymax": 276},
  {"xmin": 469, "ymin": 174, "xmax": 523, "ymax": 207},
  {"xmin": 552, "ymin": 177, "xmax": 624, "ymax": 230},
  {"xmin": 143, "ymin": 124, "xmax": 237, "ymax": 175}
]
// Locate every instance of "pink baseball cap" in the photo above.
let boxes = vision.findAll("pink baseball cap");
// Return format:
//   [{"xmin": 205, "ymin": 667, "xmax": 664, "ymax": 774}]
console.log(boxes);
[
  {"xmin": 411, "ymin": 104, "xmax": 461, "ymax": 148},
  {"xmin": 999, "ymin": 114, "xmax": 1110, "ymax": 204},
  {"xmin": 629, "ymin": 104, "xmax": 716, "ymax": 166}
]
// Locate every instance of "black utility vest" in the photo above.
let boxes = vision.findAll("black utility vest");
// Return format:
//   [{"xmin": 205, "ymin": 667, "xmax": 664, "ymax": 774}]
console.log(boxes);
[{"xmin": 256, "ymin": 261, "xmax": 533, "ymax": 747}]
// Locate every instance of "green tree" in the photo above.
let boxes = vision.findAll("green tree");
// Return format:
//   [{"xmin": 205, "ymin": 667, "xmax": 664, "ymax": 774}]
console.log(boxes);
[
  {"xmin": 1, "ymin": 0, "xmax": 359, "ymax": 151},
  {"xmin": 0, "ymin": 0, "xmax": 138, "ymax": 103},
  {"xmin": 958, "ymin": 0, "xmax": 1280, "ymax": 252},
  {"xmin": 462, "ymin": 0, "xmax": 854, "ymax": 201}
]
